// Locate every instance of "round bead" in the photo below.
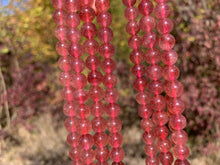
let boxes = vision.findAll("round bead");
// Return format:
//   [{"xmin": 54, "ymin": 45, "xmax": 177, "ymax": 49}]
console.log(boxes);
[
  {"xmin": 138, "ymin": 0, "xmax": 153, "ymax": 16},
  {"xmin": 136, "ymin": 91, "xmax": 150, "ymax": 105},
  {"xmin": 69, "ymin": 147, "xmax": 81, "ymax": 161},
  {"xmin": 55, "ymin": 25, "xmax": 68, "ymax": 41},
  {"xmin": 67, "ymin": 27, "xmax": 81, "ymax": 43},
  {"xmin": 152, "ymin": 111, "xmax": 168, "ymax": 126},
  {"xmin": 159, "ymin": 152, "xmax": 174, "ymax": 165},
  {"xmin": 56, "ymin": 41, "xmax": 70, "ymax": 56},
  {"xmin": 105, "ymin": 88, "xmax": 119, "ymax": 103},
  {"xmin": 150, "ymin": 95, "xmax": 166, "ymax": 111},
  {"xmin": 107, "ymin": 118, "xmax": 122, "ymax": 133},
  {"xmin": 124, "ymin": 7, "xmax": 138, "ymax": 21},
  {"xmin": 75, "ymin": 104, "xmax": 90, "ymax": 118},
  {"xmin": 81, "ymin": 23, "xmax": 97, "ymax": 39},
  {"xmin": 95, "ymin": 0, "xmax": 110, "ymax": 12},
  {"xmin": 79, "ymin": 6, "xmax": 95, "ymax": 22},
  {"xmin": 131, "ymin": 64, "xmax": 146, "ymax": 77},
  {"xmin": 110, "ymin": 147, "xmax": 125, "ymax": 163},
  {"xmin": 53, "ymin": 9, "xmax": 67, "ymax": 25},
  {"xmin": 76, "ymin": 118, "xmax": 92, "ymax": 134},
  {"xmin": 122, "ymin": 0, "xmax": 136, "ymax": 7},
  {"xmin": 71, "ymin": 58, "xmax": 85, "ymax": 73},
  {"xmin": 83, "ymin": 39, "xmax": 99, "ymax": 55},
  {"xmin": 146, "ymin": 64, "xmax": 163, "ymax": 80},
  {"xmin": 99, "ymin": 43, "xmax": 115, "ymax": 58},
  {"xmin": 80, "ymin": 149, "xmax": 96, "ymax": 164},
  {"xmin": 67, "ymin": 132, "xmax": 80, "ymax": 147},
  {"xmin": 89, "ymin": 86, "xmax": 104, "ymax": 101},
  {"xmin": 63, "ymin": 101, "xmax": 77, "ymax": 116},
  {"xmin": 58, "ymin": 56, "xmax": 72, "ymax": 71},
  {"xmin": 86, "ymin": 56, "xmax": 101, "ymax": 70},
  {"xmin": 171, "ymin": 130, "xmax": 188, "ymax": 145},
  {"xmin": 126, "ymin": 21, "xmax": 140, "ymax": 35},
  {"xmin": 144, "ymin": 49, "xmax": 161, "ymax": 64},
  {"xmin": 161, "ymin": 50, "xmax": 178, "ymax": 65},
  {"xmin": 72, "ymin": 89, "xmax": 89, "ymax": 103},
  {"xmin": 109, "ymin": 132, "xmax": 123, "ymax": 148},
  {"xmin": 140, "ymin": 118, "xmax": 154, "ymax": 132},
  {"xmin": 52, "ymin": 0, "xmax": 65, "ymax": 9},
  {"xmin": 166, "ymin": 96, "xmax": 185, "ymax": 114},
  {"xmin": 174, "ymin": 159, "xmax": 190, "ymax": 165},
  {"xmin": 164, "ymin": 80, "xmax": 184, "ymax": 97},
  {"xmin": 154, "ymin": 3, "xmax": 171, "ymax": 19},
  {"xmin": 133, "ymin": 77, "xmax": 148, "ymax": 91},
  {"xmin": 143, "ymin": 131, "xmax": 156, "ymax": 145},
  {"xmin": 98, "ymin": 27, "xmax": 113, "ymax": 43},
  {"xmin": 66, "ymin": 12, "xmax": 80, "ymax": 28},
  {"xmin": 65, "ymin": 0, "xmax": 80, "ymax": 12},
  {"xmin": 154, "ymin": 125, "xmax": 169, "ymax": 139},
  {"xmin": 157, "ymin": 138, "xmax": 172, "ymax": 152},
  {"xmin": 148, "ymin": 80, "xmax": 164, "ymax": 95},
  {"xmin": 69, "ymin": 43, "xmax": 83, "ymax": 58},
  {"xmin": 90, "ymin": 101, "xmax": 106, "ymax": 117},
  {"xmin": 101, "ymin": 58, "xmax": 116, "ymax": 73},
  {"xmin": 130, "ymin": 49, "xmax": 144, "ymax": 64},
  {"xmin": 157, "ymin": 18, "xmax": 173, "ymax": 34},
  {"xmin": 96, "ymin": 146, "xmax": 109, "ymax": 162},
  {"xmin": 88, "ymin": 71, "xmax": 103, "ymax": 86},
  {"xmin": 94, "ymin": 132, "xmax": 108, "ymax": 148},
  {"xmin": 169, "ymin": 114, "xmax": 187, "ymax": 130},
  {"xmin": 138, "ymin": 105, "xmax": 153, "ymax": 119},
  {"xmin": 62, "ymin": 86, "xmax": 75, "ymax": 101},
  {"xmin": 59, "ymin": 71, "xmax": 74, "ymax": 86},
  {"xmin": 139, "ymin": 16, "xmax": 156, "ymax": 32},
  {"xmin": 128, "ymin": 35, "xmax": 143, "ymax": 49},
  {"xmin": 154, "ymin": 0, "xmax": 168, "ymax": 4},
  {"xmin": 103, "ymin": 73, "xmax": 117, "ymax": 88},
  {"xmin": 106, "ymin": 103, "xmax": 121, "ymax": 117},
  {"xmin": 173, "ymin": 145, "xmax": 190, "ymax": 160},
  {"xmin": 144, "ymin": 144, "xmax": 158, "ymax": 156},
  {"xmin": 64, "ymin": 117, "xmax": 79, "ymax": 132},
  {"xmin": 159, "ymin": 34, "xmax": 175, "ymax": 50},
  {"xmin": 71, "ymin": 73, "xmax": 87, "ymax": 89},
  {"xmin": 92, "ymin": 117, "xmax": 107, "ymax": 132},
  {"xmin": 163, "ymin": 65, "xmax": 180, "ymax": 81},
  {"xmin": 79, "ymin": 0, "xmax": 93, "ymax": 7},
  {"xmin": 145, "ymin": 156, "xmax": 159, "ymax": 165},
  {"xmin": 78, "ymin": 134, "xmax": 94, "ymax": 150},
  {"xmin": 143, "ymin": 32, "xmax": 158, "ymax": 48},
  {"xmin": 97, "ymin": 12, "xmax": 112, "ymax": 27}
]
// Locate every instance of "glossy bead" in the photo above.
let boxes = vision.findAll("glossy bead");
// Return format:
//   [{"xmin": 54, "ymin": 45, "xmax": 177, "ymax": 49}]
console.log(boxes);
[
  {"xmin": 140, "ymin": 118, "xmax": 154, "ymax": 132},
  {"xmin": 133, "ymin": 77, "xmax": 148, "ymax": 91},
  {"xmin": 62, "ymin": 86, "xmax": 75, "ymax": 101},
  {"xmin": 163, "ymin": 65, "xmax": 180, "ymax": 81},
  {"xmin": 66, "ymin": 12, "xmax": 80, "ymax": 28},
  {"xmin": 71, "ymin": 58, "xmax": 85, "ymax": 73},
  {"xmin": 81, "ymin": 23, "xmax": 97, "ymax": 39},
  {"xmin": 110, "ymin": 147, "xmax": 125, "ymax": 163},
  {"xmin": 154, "ymin": 3, "xmax": 171, "ymax": 19},
  {"xmin": 138, "ymin": 105, "xmax": 153, "ymax": 119},
  {"xmin": 76, "ymin": 118, "xmax": 92, "ymax": 134},
  {"xmin": 92, "ymin": 117, "xmax": 107, "ymax": 132},
  {"xmin": 58, "ymin": 56, "xmax": 72, "ymax": 71},
  {"xmin": 122, "ymin": 0, "xmax": 136, "ymax": 7},
  {"xmin": 59, "ymin": 71, "xmax": 74, "ymax": 86},
  {"xmin": 55, "ymin": 25, "xmax": 68, "ymax": 41},
  {"xmin": 171, "ymin": 130, "xmax": 188, "ymax": 145},
  {"xmin": 150, "ymin": 95, "xmax": 166, "ymax": 111},
  {"xmin": 103, "ymin": 73, "xmax": 117, "ymax": 88},
  {"xmin": 166, "ymin": 96, "xmax": 185, "ymax": 114},
  {"xmin": 71, "ymin": 73, "xmax": 87, "ymax": 89},
  {"xmin": 173, "ymin": 145, "xmax": 190, "ymax": 160},
  {"xmin": 101, "ymin": 58, "xmax": 116, "ymax": 73},
  {"xmin": 105, "ymin": 88, "xmax": 119, "ymax": 103},
  {"xmin": 138, "ymin": 0, "xmax": 153, "ymax": 16},
  {"xmin": 154, "ymin": 0, "xmax": 168, "ymax": 4},
  {"xmin": 72, "ymin": 89, "xmax": 89, "ymax": 103},
  {"xmin": 107, "ymin": 118, "xmax": 122, "ymax": 133},
  {"xmin": 152, "ymin": 111, "xmax": 168, "ymax": 126},
  {"xmin": 131, "ymin": 64, "xmax": 146, "ymax": 77},
  {"xmin": 78, "ymin": 134, "xmax": 94, "ymax": 150},
  {"xmin": 65, "ymin": 0, "xmax": 80, "ymax": 12},
  {"xmin": 97, "ymin": 11, "xmax": 112, "ymax": 27},
  {"xmin": 69, "ymin": 147, "xmax": 81, "ymax": 161},
  {"xmin": 96, "ymin": 146, "xmax": 109, "ymax": 162},
  {"xmin": 79, "ymin": 6, "xmax": 95, "ymax": 22},
  {"xmin": 144, "ymin": 49, "xmax": 161, "ymax": 64},
  {"xmin": 109, "ymin": 132, "xmax": 123, "ymax": 148},
  {"xmin": 98, "ymin": 27, "xmax": 113, "ymax": 43},
  {"xmin": 174, "ymin": 159, "xmax": 190, "ymax": 165},
  {"xmin": 164, "ymin": 80, "xmax": 184, "ymax": 97},
  {"xmin": 157, "ymin": 138, "xmax": 172, "ymax": 152},
  {"xmin": 139, "ymin": 16, "xmax": 156, "ymax": 32},
  {"xmin": 157, "ymin": 18, "xmax": 173, "ymax": 34},
  {"xmin": 159, "ymin": 152, "xmax": 174, "ymax": 165},
  {"xmin": 69, "ymin": 43, "xmax": 83, "ymax": 58},
  {"xmin": 83, "ymin": 39, "xmax": 99, "ymax": 55},
  {"xmin": 67, "ymin": 27, "xmax": 81, "ymax": 43},
  {"xmin": 86, "ymin": 56, "xmax": 101, "ymax": 70},
  {"xmin": 106, "ymin": 103, "xmax": 121, "ymax": 117},
  {"xmin": 126, "ymin": 21, "xmax": 140, "ymax": 35},
  {"xmin": 169, "ymin": 115, "xmax": 187, "ymax": 130},
  {"xmin": 80, "ymin": 149, "xmax": 95, "ymax": 164},
  {"xmin": 67, "ymin": 132, "xmax": 80, "ymax": 147},
  {"xmin": 75, "ymin": 104, "xmax": 90, "ymax": 118},
  {"xmin": 95, "ymin": 0, "xmax": 110, "ymax": 12},
  {"xmin": 63, "ymin": 101, "xmax": 77, "ymax": 116},
  {"xmin": 53, "ymin": 9, "xmax": 67, "ymax": 25},
  {"xmin": 64, "ymin": 117, "xmax": 78, "ymax": 132},
  {"xmin": 146, "ymin": 64, "xmax": 163, "ymax": 80},
  {"xmin": 145, "ymin": 156, "xmax": 159, "ymax": 165},
  {"xmin": 56, "ymin": 41, "xmax": 70, "ymax": 56},
  {"xmin": 79, "ymin": 0, "xmax": 93, "ymax": 7},
  {"xmin": 90, "ymin": 101, "xmax": 106, "ymax": 117},
  {"xmin": 143, "ymin": 131, "xmax": 156, "ymax": 145},
  {"xmin": 125, "ymin": 7, "xmax": 138, "ymax": 21},
  {"xmin": 130, "ymin": 49, "xmax": 144, "ymax": 64},
  {"xmin": 128, "ymin": 35, "xmax": 143, "ymax": 49},
  {"xmin": 159, "ymin": 34, "xmax": 175, "ymax": 50},
  {"xmin": 154, "ymin": 125, "xmax": 169, "ymax": 139},
  {"xmin": 94, "ymin": 132, "xmax": 108, "ymax": 147},
  {"xmin": 89, "ymin": 86, "xmax": 104, "ymax": 101},
  {"xmin": 144, "ymin": 144, "xmax": 158, "ymax": 156},
  {"xmin": 99, "ymin": 43, "xmax": 115, "ymax": 58},
  {"xmin": 148, "ymin": 80, "xmax": 164, "ymax": 95},
  {"xmin": 143, "ymin": 32, "xmax": 158, "ymax": 48},
  {"xmin": 88, "ymin": 71, "xmax": 103, "ymax": 86},
  {"xmin": 136, "ymin": 91, "xmax": 150, "ymax": 105},
  {"xmin": 52, "ymin": 0, "xmax": 65, "ymax": 9},
  {"xmin": 161, "ymin": 50, "xmax": 178, "ymax": 65}
]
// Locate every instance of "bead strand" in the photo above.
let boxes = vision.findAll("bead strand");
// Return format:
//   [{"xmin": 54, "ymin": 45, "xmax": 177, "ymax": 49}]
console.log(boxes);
[
  {"xmin": 96, "ymin": 0, "xmax": 125, "ymax": 164},
  {"xmin": 154, "ymin": 0, "xmax": 190, "ymax": 164}
]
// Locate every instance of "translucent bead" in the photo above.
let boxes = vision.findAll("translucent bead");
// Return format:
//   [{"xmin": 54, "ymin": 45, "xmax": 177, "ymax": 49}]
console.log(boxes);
[
  {"xmin": 95, "ymin": 0, "xmax": 110, "ymax": 12},
  {"xmin": 174, "ymin": 159, "xmax": 190, "ymax": 165},
  {"xmin": 145, "ymin": 156, "xmax": 159, "ymax": 165},
  {"xmin": 152, "ymin": 111, "xmax": 168, "ymax": 126},
  {"xmin": 110, "ymin": 148, "xmax": 125, "ymax": 163},
  {"xmin": 92, "ymin": 117, "xmax": 107, "ymax": 132},
  {"xmin": 133, "ymin": 77, "xmax": 148, "ymax": 91},
  {"xmin": 107, "ymin": 118, "xmax": 122, "ymax": 133},
  {"xmin": 90, "ymin": 101, "xmax": 106, "ymax": 117},
  {"xmin": 97, "ymin": 161, "xmax": 108, "ymax": 165},
  {"xmin": 124, "ymin": 7, "xmax": 138, "ymax": 21},
  {"xmin": 144, "ymin": 48, "xmax": 161, "ymax": 64},
  {"xmin": 154, "ymin": 3, "xmax": 171, "ymax": 19},
  {"xmin": 130, "ymin": 49, "xmax": 144, "ymax": 64},
  {"xmin": 173, "ymin": 145, "xmax": 190, "ymax": 160},
  {"xmin": 97, "ymin": 12, "xmax": 112, "ymax": 27},
  {"xmin": 67, "ymin": 132, "xmax": 80, "ymax": 147},
  {"xmin": 75, "ymin": 104, "xmax": 90, "ymax": 118},
  {"xmin": 106, "ymin": 103, "xmax": 121, "ymax": 117},
  {"xmin": 81, "ymin": 23, "xmax": 97, "ymax": 39},
  {"xmin": 131, "ymin": 64, "xmax": 146, "ymax": 77},
  {"xmin": 69, "ymin": 147, "xmax": 81, "ymax": 161},
  {"xmin": 58, "ymin": 56, "xmax": 72, "ymax": 71},
  {"xmin": 122, "ymin": 0, "xmax": 136, "ymax": 7},
  {"xmin": 159, "ymin": 152, "xmax": 174, "ymax": 165},
  {"xmin": 55, "ymin": 25, "xmax": 68, "ymax": 41},
  {"xmin": 86, "ymin": 56, "xmax": 101, "ymax": 71},
  {"xmin": 164, "ymin": 80, "xmax": 183, "ymax": 97},
  {"xmin": 79, "ymin": 6, "xmax": 95, "ymax": 22},
  {"xmin": 80, "ymin": 149, "xmax": 95, "ymax": 164},
  {"xmin": 150, "ymin": 95, "xmax": 166, "ymax": 111},
  {"xmin": 138, "ymin": 105, "xmax": 153, "ymax": 119},
  {"xmin": 157, "ymin": 18, "xmax": 173, "ymax": 34},
  {"xmin": 71, "ymin": 58, "xmax": 85, "ymax": 73},
  {"xmin": 139, "ymin": 16, "xmax": 156, "ymax": 32},
  {"xmin": 101, "ymin": 58, "xmax": 116, "ymax": 73},
  {"xmin": 62, "ymin": 86, "xmax": 75, "ymax": 101},
  {"xmin": 88, "ymin": 71, "xmax": 103, "ymax": 86},
  {"xmin": 105, "ymin": 88, "xmax": 119, "ymax": 103},
  {"xmin": 83, "ymin": 39, "xmax": 99, "ymax": 55},
  {"xmin": 79, "ymin": 0, "xmax": 93, "ymax": 7},
  {"xmin": 53, "ymin": 9, "xmax": 67, "ymax": 25},
  {"xmin": 143, "ymin": 32, "xmax": 158, "ymax": 49},
  {"xmin": 126, "ymin": 21, "xmax": 140, "ymax": 35},
  {"xmin": 78, "ymin": 134, "xmax": 94, "ymax": 150},
  {"xmin": 109, "ymin": 132, "xmax": 123, "ymax": 148},
  {"xmin": 143, "ymin": 131, "xmax": 156, "ymax": 145},
  {"xmin": 67, "ymin": 27, "xmax": 81, "ymax": 43},
  {"xmin": 63, "ymin": 101, "xmax": 77, "ymax": 116},
  {"xmin": 138, "ymin": 0, "xmax": 153, "ymax": 16},
  {"xmin": 154, "ymin": 0, "xmax": 168, "ymax": 4},
  {"xmin": 136, "ymin": 91, "xmax": 150, "ymax": 105},
  {"xmin": 146, "ymin": 64, "xmax": 163, "ymax": 80},
  {"xmin": 144, "ymin": 144, "xmax": 158, "ymax": 156},
  {"xmin": 103, "ymin": 73, "xmax": 117, "ymax": 88},
  {"xmin": 128, "ymin": 35, "xmax": 143, "ymax": 49},
  {"xmin": 71, "ymin": 73, "xmax": 87, "ymax": 89},
  {"xmin": 98, "ymin": 27, "xmax": 113, "ymax": 43},
  {"xmin": 56, "ymin": 41, "xmax": 70, "ymax": 56},
  {"xmin": 99, "ymin": 43, "xmax": 115, "ymax": 58},
  {"xmin": 66, "ymin": 12, "xmax": 80, "ymax": 28},
  {"xmin": 140, "ymin": 118, "xmax": 154, "ymax": 132},
  {"xmin": 64, "ymin": 117, "xmax": 79, "ymax": 132},
  {"xmin": 163, "ymin": 65, "xmax": 180, "ymax": 81},
  {"xmin": 166, "ymin": 96, "xmax": 185, "ymax": 114},
  {"xmin": 69, "ymin": 43, "xmax": 83, "ymax": 58},
  {"xmin": 65, "ymin": 0, "xmax": 80, "ymax": 12},
  {"xmin": 52, "ymin": 0, "xmax": 65, "ymax": 9},
  {"xmin": 89, "ymin": 86, "xmax": 104, "ymax": 101},
  {"xmin": 157, "ymin": 138, "xmax": 172, "ymax": 152},
  {"xmin": 154, "ymin": 125, "xmax": 169, "ymax": 139},
  {"xmin": 73, "ymin": 89, "xmax": 89, "ymax": 103},
  {"xmin": 76, "ymin": 118, "xmax": 92, "ymax": 134},
  {"xmin": 161, "ymin": 50, "xmax": 178, "ymax": 65},
  {"xmin": 159, "ymin": 34, "xmax": 175, "ymax": 50},
  {"xmin": 59, "ymin": 71, "xmax": 74, "ymax": 86},
  {"xmin": 169, "ymin": 115, "xmax": 187, "ymax": 130},
  {"xmin": 171, "ymin": 130, "xmax": 188, "ymax": 145},
  {"xmin": 112, "ymin": 162, "xmax": 125, "ymax": 165},
  {"xmin": 148, "ymin": 80, "xmax": 164, "ymax": 95},
  {"xmin": 96, "ymin": 146, "xmax": 109, "ymax": 162},
  {"xmin": 94, "ymin": 132, "xmax": 108, "ymax": 148}
]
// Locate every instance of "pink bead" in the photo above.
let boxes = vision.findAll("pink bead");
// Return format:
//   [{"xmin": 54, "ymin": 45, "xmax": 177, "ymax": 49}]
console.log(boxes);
[
  {"xmin": 138, "ymin": 105, "xmax": 153, "ymax": 119},
  {"xmin": 76, "ymin": 118, "xmax": 92, "ymax": 134},
  {"xmin": 58, "ymin": 56, "xmax": 72, "ymax": 71},
  {"xmin": 174, "ymin": 159, "xmax": 190, "ymax": 165},
  {"xmin": 130, "ymin": 49, "xmax": 144, "ymax": 64},
  {"xmin": 164, "ymin": 80, "xmax": 184, "ymax": 97},
  {"xmin": 97, "ymin": 12, "xmax": 112, "ymax": 27},
  {"xmin": 154, "ymin": 125, "xmax": 169, "ymax": 139},
  {"xmin": 144, "ymin": 144, "xmax": 158, "ymax": 156},
  {"xmin": 55, "ymin": 25, "xmax": 68, "ymax": 41},
  {"xmin": 101, "ymin": 58, "xmax": 116, "ymax": 73},
  {"xmin": 171, "ymin": 130, "xmax": 188, "ymax": 145},
  {"xmin": 94, "ymin": 132, "xmax": 108, "ymax": 147},
  {"xmin": 148, "ymin": 80, "xmax": 164, "ymax": 95},
  {"xmin": 143, "ymin": 32, "xmax": 158, "ymax": 48},
  {"xmin": 56, "ymin": 41, "xmax": 70, "ymax": 56},
  {"xmin": 169, "ymin": 114, "xmax": 187, "ymax": 130},
  {"xmin": 157, "ymin": 138, "xmax": 172, "ymax": 152},
  {"xmin": 79, "ymin": 6, "xmax": 95, "ymax": 22},
  {"xmin": 152, "ymin": 111, "xmax": 168, "ymax": 126},
  {"xmin": 131, "ymin": 64, "xmax": 146, "ymax": 77},
  {"xmin": 64, "ymin": 117, "xmax": 79, "ymax": 132},
  {"xmin": 124, "ymin": 7, "xmax": 138, "ymax": 21},
  {"xmin": 69, "ymin": 43, "xmax": 83, "ymax": 58},
  {"xmin": 83, "ymin": 39, "xmax": 99, "ymax": 55},
  {"xmin": 159, "ymin": 152, "xmax": 174, "ymax": 165},
  {"xmin": 138, "ymin": 0, "xmax": 153, "ymax": 16},
  {"xmin": 139, "ymin": 16, "xmax": 156, "ymax": 32},
  {"xmin": 145, "ymin": 156, "xmax": 159, "ymax": 165},
  {"xmin": 161, "ymin": 50, "xmax": 178, "ymax": 65},
  {"xmin": 159, "ymin": 34, "xmax": 175, "ymax": 50},
  {"xmin": 105, "ymin": 88, "xmax": 119, "ymax": 103},
  {"xmin": 103, "ymin": 73, "xmax": 117, "ymax": 88},
  {"xmin": 62, "ymin": 86, "xmax": 75, "ymax": 101},
  {"xmin": 53, "ymin": 9, "xmax": 67, "ymax": 25},
  {"xmin": 79, "ymin": 0, "xmax": 93, "ymax": 7},
  {"xmin": 75, "ymin": 104, "xmax": 90, "ymax": 118},
  {"xmin": 67, "ymin": 132, "xmax": 80, "ymax": 147},
  {"xmin": 96, "ymin": 146, "xmax": 109, "ymax": 162},
  {"xmin": 106, "ymin": 103, "xmax": 121, "ymax": 117},
  {"xmin": 154, "ymin": 3, "xmax": 171, "ymax": 19},
  {"xmin": 128, "ymin": 35, "xmax": 143, "ymax": 49},
  {"xmin": 88, "ymin": 71, "xmax": 103, "ymax": 86},
  {"xmin": 163, "ymin": 65, "xmax": 180, "ymax": 81},
  {"xmin": 107, "ymin": 118, "xmax": 122, "ymax": 133},
  {"xmin": 133, "ymin": 77, "xmax": 148, "ymax": 91},
  {"xmin": 109, "ymin": 132, "xmax": 123, "ymax": 147},
  {"xmin": 71, "ymin": 58, "xmax": 85, "ymax": 73},
  {"xmin": 69, "ymin": 147, "xmax": 82, "ymax": 161},
  {"xmin": 66, "ymin": 12, "xmax": 80, "ymax": 28},
  {"xmin": 78, "ymin": 134, "xmax": 94, "ymax": 150},
  {"xmin": 92, "ymin": 117, "xmax": 107, "ymax": 132},
  {"xmin": 59, "ymin": 71, "xmax": 74, "ymax": 86},
  {"xmin": 136, "ymin": 91, "xmax": 150, "ymax": 105},
  {"xmin": 72, "ymin": 89, "xmax": 89, "ymax": 103},
  {"xmin": 90, "ymin": 101, "xmax": 106, "ymax": 117},
  {"xmin": 126, "ymin": 21, "xmax": 140, "ymax": 35},
  {"xmin": 80, "ymin": 149, "xmax": 95, "ymax": 164},
  {"xmin": 71, "ymin": 73, "xmax": 87, "ymax": 89},
  {"xmin": 173, "ymin": 145, "xmax": 190, "ymax": 160},
  {"xmin": 143, "ymin": 131, "xmax": 155, "ymax": 145},
  {"xmin": 122, "ymin": 0, "xmax": 136, "ymax": 7},
  {"xmin": 86, "ymin": 56, "xmax": 101, "ymax": 70},
  {"xmin": 95, "ymin": 0, "xmax": 110, "ymax": 12},
  {"xmin": 99, "ymin": 43, "xmax": 115, "ymax": 58},
  {"xmin": 81, "ymin": 23, "xmax": 97, "ymax": 39},
  {"xmin": 52, "ymin": 0, "xmax": 65, "ymax": 9},
  {"xmin": 98, "ymin": 27, "xmax": 113, "ymax": 43},
  {"xmin": 166, "ymin": 96, "xmax": 185, "ymax": 114},
  {"xmin": 67, "ymin": 27, "xmax": 81, "ymax": 43},
  {"xmin": 65, "ymin": 0, "xmax": 80, "ymax": 12},
  {"xmin": 150, "ymin": 95, "xmax": 166, "ymax": 111},
  {"xmin": 140, "ymin": 118, "xmax": 154, "ymax": 132},
  {"xmin": 89, "ymin": 86, "xmax": 104, "ymax": 101},
  {"xmin": 144, "ymin": 49, "xmax": 161, "ymax": 64},
  {"xmin": 157, "ymin": 18, "xmax": 173, "ymax": 34},
  {"xmin": 146, "ymin": 64, "xmax": 163, "ymax": 80},
  {"xmin": 110, "ymin": 148, "xmax": 125, "ymax": 163},
  {"xmin": 63, "ymin": 101, "xmax": 77, "ymax": 116},
  {"xmin": 154, "ymin": 0, "xmax": 168, "ymax": 4}
]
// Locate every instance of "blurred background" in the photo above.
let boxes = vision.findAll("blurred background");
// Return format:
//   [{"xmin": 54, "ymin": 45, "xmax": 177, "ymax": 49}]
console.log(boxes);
[{"xmin": 0, "ymin": 0, "xmax": 220, "ymax": 164}]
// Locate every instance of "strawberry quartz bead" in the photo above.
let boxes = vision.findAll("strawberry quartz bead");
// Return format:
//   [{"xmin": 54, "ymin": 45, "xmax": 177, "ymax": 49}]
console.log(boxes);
[
  {"xmin": 73, "ymin": 89, "xmax": 89, "ymax": 103},
  {"xmin": 89, "ymin": 86, "xmax": 104, "ymax": 101},
  {"xmin": 58, "ymin": 56, "xmax": 72, "ymax": 71},
  {"xmin": 131, "ymin": 64, "xmax": 146, "ymax": 77},
  {"xmin": 103, "ymin": 73, "xmax": 117, "ymax": 88},
  {"xmin": 109, "ymin": 132, "xmax": 123, "ymax": 148},
  {"xmin": 107, "ymin": 118, "xmax": 122, "ymax": 133},
  {"xmin": 163, "ymin": 65, "xmax": 180, "ymax": 81},
  {"xmin": 146, "ymin": 64, "xmax": 163, "ymax": 80},
  {"xmin": 152, "ymin": 111, "xmax": 168, "ymax": 126},
  {"xmin": 53, "ymin": 9, "xmax": 67, "ymax": 25},
  {"xmin": 79, "ymin": 0, "xmax": 94, "ymax": 7},
  {"xmin": 90, "ymin": 101, "xmax": 106, "ymax": 117},
  {"xmin": 143, "ymin": 32, "xmax": 158, "ymax": 48},
  {"xmin": 159, "ymin": 34, "xmax": 175, "ymax": 50},
  {"xmin": 56, "ymin": 41, "xmax": 70, "ymax": 56},
  {"xmin": 62, "ymin": 86, "xmax": 75, "ymax": 101},
  {"xmin": 101, "ymin": 58, "xmax": 116, "ymax": 73},
  {"xmin": 169, "ymin": 114, "xmax": 187, "ymax": 130},
  {"xmin": 125, "ymin": 7, "xmax": 138, "ymax": 21},
  {"xmin": 148, "ymin": 80, "xmax": 164, "ymax": 95},
  {"xmin": 174, "ymin": 159, "xmax": 190, "ymax": 165},
  {"xmin": 96, "ymin": 146, "xmax": 109, "ymax": 162},
  {"xmin": 138, "ymin": 105, "xmax": 153, "ymax": 119},
  {"xmin": 76, "ymin": 118, "xmax": 92, "ymax": 134},
  {"xmin": 154, "ymin": 3, "xmax": 171, "ymax": 20},
  {"xmin": 139, "ymin": 16, "xmax": 156, "ymax": 32},
  {"xmin": 75, "ymin": 104, "xmax": 90, "ymax": 118},
  {"xmin": 67, "ymin": 132, "xmax": 80, "ymax": 147},
  {"xmin": 105, "ymin": 88, "xmax": 119, "ymax": 103},
  {"xmin": 78, "ymin": 134, "xmax": 94, "ymax": 150},
  {"xmin": 166, "ymin": 96, "xmax": 185, "ymax": 114},
  {"xmin": 79, "ymin": 6, "xmax": 96, "ymax": 22},
  {"xmin": 164, "ymin": 80, "xmax": 184, "ymax": 97},
  {"xmin": 133, "ymin": 78, "xmax": 148, "ymax": 91},
  {"xmin": 66, "ymin": 13, "xmax": 80, "ymax": 28},
  {"xmin": 159, "ymin": 152, "xmax": 174, "ymax": 165},
  {"xmin": 65, "ymin": 0, "xmax": 80, "ymax": 12},
  {"xmin": 140, "ymin": 118, "xmax": 154, "ymax": 132},
  {"xmin": 64, "ymin": 117, "xmax": 78, "ymax": 132},
  {"xmin": 171, "ymin": 130, "xmax": 188, "ymax": 145},
  {"xmin": 128, "ymin": 35, "xmax": 143, "ymax": 49},
  {"xmin": 67, "ymin": 28, "xmax": 81, "ymax": 43},
  {"xmin": 99, "ymin": 43, "xmax": 115, "ymax": 58},
  {"xmin": 138, "ymin": 0, "xmax": 153, "ymax": 16},
  {"xmin": 130, "ymin": 49, "xmax": 144, "ymax": 64},
  {"xmin": 94, "ymin": 132, "xmax": 109, "ymax": 147},
  {"xmin": 83, "ymin": 39, "xmax": 99, "ymax": 55},
  {"xmin": 145, "ymin": 49, "xmax": 161, "ymax": 64},
  {"xmin": 63, "ymin": 101, "xmax": 77, "ymax": 116},
  {"xmin": 80, "ymin": 149, "xmax": 96, "ymax": 164},
  {"xmin": 143, "ymin": 131, "xmax": 156, "ymax": 145},
  {"xmin": 97, "ymin": 12, "xmax": 112, "ymax": 27},
  {"xmin": 71, "ymin": 73, "xmax": 87, "ymax": 89},
  {"xmin": 52, "ymin": 0, "xmax": 65, "ymax": 9},
  {"xmin": 95, "ymin": 0, "xmax": 110, "ymax": 12},
  {"xmin": 81, "ymin": 23, "xmax": 97, "ymax": 39},
  {"xmin": 157, "ymin": 18, "xmax": 174, "ymax": 34},
  {"xmin": 86, "ymin": 56, "xmax": 101, "ymax": 70},
  {"xmin": 136, "ymin": 91, "xmax": 150, "ymax": 105},
  {"xmin": 157, "ymin": 138, "xmax": 172, "ymax": 152},
  {"xmin": 150, "ymin": 95, "xmax": 166, "ymax": 111},
  {"xmin": 69, "ymin": 43, "xmax": 84, "ymax": 58},
  {"xmin": 145, "ymin": 156, "xmax": 159, "ymax": 165},
  {"xmin": 88, "ymin": 71, "xmax": 103, "ymax": 85},
  {"xmin": 154, "ymin": 0, "xmax": 168, "ymax": 3},
  {"xmin": 161, "ymin": 50, "xmax": 178, "ymax": 65},
  {"xmin": 173, "ymin": 145, "xmax": 190, "ymax": 160},
  {"xmin": 59, "ymin": 71, "xmax": 74, "ymax": 86},
  {"xmin": 92, "ymin": 117, "xmax": 107, "ymax": 132},
  {"xmin": 126, "ymin": 21, "xmax": 140, "ymax": 35},
  {"xmin": 106, "ymin": 103, "xmax": 121, "ymax": 117},
  {"xmin": 154, "ymin": 125, "xmax": 169, "ymax": 139},
  {"xmin": 110, "ymin": 148, "xmax": 125, "ymax": 163},
  {"xmin": 98, "ymin": 27, "xmax": 113, "ymax": 43},
  {"xmin": 69, "ymin": 147, "xmax": 82, "ymax": 161},
  {"xmin": 71, "ymin": 58, "xmax": 85, "ymax": 73},
  {"xmin": 55, "ymin": 25, "xmax": 68, "ymax": 41},
  {"xmin": 144, "ymin": 144, "xmax": 158, "ymax": 156},
  {"xmin": 122, "ymin": 0, "xmax": 136, "ymax": 7}
]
